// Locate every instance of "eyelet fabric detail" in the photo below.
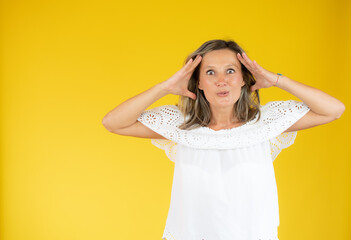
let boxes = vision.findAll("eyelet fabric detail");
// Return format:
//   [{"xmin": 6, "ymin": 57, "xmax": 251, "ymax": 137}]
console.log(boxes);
[{"xmin": 137, "ymin": 100, "xmax": 310, "ymax": 161}]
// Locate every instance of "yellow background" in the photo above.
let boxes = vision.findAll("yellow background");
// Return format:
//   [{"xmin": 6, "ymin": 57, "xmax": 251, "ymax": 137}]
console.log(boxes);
[{"xmin": 1, "ymin": 0, "xmax": 350, "ymax": 239}]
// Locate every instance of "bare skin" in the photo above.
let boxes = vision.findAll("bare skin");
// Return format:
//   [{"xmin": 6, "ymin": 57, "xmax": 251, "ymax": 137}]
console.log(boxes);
[
  {"xmin": 236, "ymin": 51, "xmax": 345, "ymax": 132},
  {"xmin": 102, "ymin": 54, "xmax": 202, "ymax": 139},
  {"xmin": 198, "ymin": 49, "xmax": 246, "ymax": 130},
  {"xmin": 102, "ymin": 50, "xmax": 345, "ymax": 137}
]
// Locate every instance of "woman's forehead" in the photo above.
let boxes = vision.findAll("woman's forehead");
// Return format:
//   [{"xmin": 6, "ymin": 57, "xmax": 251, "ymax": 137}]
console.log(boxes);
[{"xmin": 201, "ymin": 49, "xmax": 240, "ymax": 68}]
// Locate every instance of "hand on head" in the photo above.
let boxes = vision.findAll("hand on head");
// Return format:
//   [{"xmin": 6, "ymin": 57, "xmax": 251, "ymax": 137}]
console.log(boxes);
[{"xmin": 161, "ymin": 54, "xmax": 202, "ymax": 100}]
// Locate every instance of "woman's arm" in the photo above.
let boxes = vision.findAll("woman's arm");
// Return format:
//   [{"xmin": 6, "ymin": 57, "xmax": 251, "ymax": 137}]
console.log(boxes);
[
  {"xmin": 102, "ymin": 54, "xmax": 202, "ymax": 138},
  {"xmin": 102, "ymin": 83, "xmax": 168, "ymax": 131},
  {"xmin": 276, "ymin": 75, "xmax": 345, "ymax": 118},
  {"xmin": 237, "ymin": 52, "xmax": 345, "ymax": 132},
  {"xmin": 275, "ymin": 75, "xmax": 345, "ymax": 132}
]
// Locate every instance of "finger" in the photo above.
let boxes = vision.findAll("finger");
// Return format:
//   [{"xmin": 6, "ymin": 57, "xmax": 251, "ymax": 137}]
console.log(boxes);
[
  {"xmin": 244, "ymin": 54, "xmax": 260, "ymax": 72},
  {"xmin": 252, "ymin": 85, "xmax": 260, "ymax": 92},
  {"xmin": 252, "ymin": 60, "xmax": 260, "ymax": 68},
  {"xmin": 184, "ymin": 55, "xmax": 199, "ymax": 72},
  {"xmin": 251, "ymin": 85, "xmax": 258, "ymax": 92},
  {"xmin": 241, "ymin": 52, "xmax": 255, "ymax": 67},
  {"xmin": 186, "ymin": 91, "xmax": 196, "ymax": 100},
  {"xmin": 252, "ymin": 60, "xmax": 264, "ymax": 72},
  {"xmin": 237, "ymin": 52, "xmax": 250, "ymax": 65},
  {"xmin": 185, "ymin": 57, "xmax": 193, "ymax": 66},
  {"xmin": 190, "ymin": 55, "xmax": 202, "ymax": 69},
  {"xmin": 237, "ymin": 53, "xmax": 251, "ymax": 69},
  {"xmin": 238, "ymin": 53, "xmax": 255, "ymax": 71}
]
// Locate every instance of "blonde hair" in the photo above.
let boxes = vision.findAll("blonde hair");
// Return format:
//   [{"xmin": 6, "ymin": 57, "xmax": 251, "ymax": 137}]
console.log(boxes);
[{"xmin": 177, "ymin": 39, "xmax": 261, "ymax": 130}]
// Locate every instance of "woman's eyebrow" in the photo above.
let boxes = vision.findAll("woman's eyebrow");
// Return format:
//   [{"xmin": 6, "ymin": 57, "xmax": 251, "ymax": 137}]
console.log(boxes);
[{"xmin": 204, "ymin": 64, "xmax": 238, "ymax": 69}]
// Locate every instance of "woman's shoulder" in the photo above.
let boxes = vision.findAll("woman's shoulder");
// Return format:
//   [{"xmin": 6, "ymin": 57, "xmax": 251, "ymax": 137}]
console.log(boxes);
[
  {"xmin": 260, "ymin": 100, "xmax": 310, "ymax": 120},
  {"xmin": 260, "ymin": 99, "xmax": 308, "ymax": 110},
  {"xmin": 137, "ymin": 104, "xmax": 184, "ymax": 129}
]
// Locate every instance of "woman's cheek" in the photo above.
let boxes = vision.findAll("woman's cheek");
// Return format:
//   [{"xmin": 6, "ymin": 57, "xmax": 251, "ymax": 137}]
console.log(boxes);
[{"xmin": 229, "ymin": 78, "xmax": 241, "ymax": 86}]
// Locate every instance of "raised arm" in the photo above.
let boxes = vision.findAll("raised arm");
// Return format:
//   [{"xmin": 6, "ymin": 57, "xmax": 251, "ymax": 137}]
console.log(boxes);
[
  {"xmin": 102, "ymin": 83, "xmax": 170, "ymax": 138},
  {"xmin": 236, "ymin": 52, "xmax": 345, "ymax": 132},
  {"xmin": 102, "ymin": 54, "xmax": 203, "ymax": 138},
  {"xmin": 271, "ymin": 75, "xmax": 345, "ymax": 132}
]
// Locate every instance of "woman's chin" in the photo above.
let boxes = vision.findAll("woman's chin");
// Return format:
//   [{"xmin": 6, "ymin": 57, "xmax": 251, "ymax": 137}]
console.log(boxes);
[{"xmin": 210, "ymin": 100, "xmax": 236, "ymax": 108}]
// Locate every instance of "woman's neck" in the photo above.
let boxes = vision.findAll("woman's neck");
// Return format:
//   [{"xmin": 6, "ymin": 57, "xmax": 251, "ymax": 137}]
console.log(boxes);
[{"xmin": 209, "ymin": 105, "xmax": 241, "ymax": 128}]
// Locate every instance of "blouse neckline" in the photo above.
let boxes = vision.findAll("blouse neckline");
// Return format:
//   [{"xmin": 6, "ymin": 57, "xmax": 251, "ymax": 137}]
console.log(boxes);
[
  {"xmin": 204, "ymin": 122, "xmax": 248, "ymax": 132},
  {"xmin": 201, "ymin": 112, "xmax": 259, "ymax": 133},
  {"xmin": 137, "ymin": 100, "xmax": 311, "ymax": 149}
]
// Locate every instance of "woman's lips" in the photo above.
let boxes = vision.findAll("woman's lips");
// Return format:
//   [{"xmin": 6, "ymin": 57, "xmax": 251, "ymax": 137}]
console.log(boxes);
[{"xmin": 217, "ymin": 91, "xmax": 229, "ymax": 97}]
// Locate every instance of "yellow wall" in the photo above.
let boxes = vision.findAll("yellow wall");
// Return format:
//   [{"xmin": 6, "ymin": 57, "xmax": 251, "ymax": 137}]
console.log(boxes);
[{"xmin": 1, "ymin": 0, "xmax": 350, "ymax": 239}]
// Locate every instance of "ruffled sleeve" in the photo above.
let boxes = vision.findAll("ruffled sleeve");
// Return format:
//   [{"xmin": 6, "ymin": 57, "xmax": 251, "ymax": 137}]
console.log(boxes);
[
  {"xmin": 136, "ymin": 101, "xmax": 310, "ymax": 156},
  {"xmin": 137, "ymin": 105, "xmax": 184, "ymax": 162},
  {"xmin": 265, "ymin": 100, "xmax": 310, "ymax": 161}
]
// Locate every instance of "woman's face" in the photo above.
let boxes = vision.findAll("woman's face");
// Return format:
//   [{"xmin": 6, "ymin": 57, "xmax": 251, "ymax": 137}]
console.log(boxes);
[{"xmin": 198, "ymin": 49, "xmax": 245, "ymax": 108}]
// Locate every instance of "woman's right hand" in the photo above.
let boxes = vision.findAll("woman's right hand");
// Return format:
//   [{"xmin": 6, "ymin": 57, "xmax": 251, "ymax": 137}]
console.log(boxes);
[{"xmin": 160, "ymin": 54, "xmax": 202, "ymax": 100}]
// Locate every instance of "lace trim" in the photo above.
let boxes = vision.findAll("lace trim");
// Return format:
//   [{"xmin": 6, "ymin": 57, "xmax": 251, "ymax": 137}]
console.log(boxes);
[
  {"xmin": 269, "ymin": 131, "xmax": 298, "ymax": 161},
  {"xmin": 151, "ymin": 139, "xmax": 177, "ymax": 162},
  {"xmin": 138, "ymin": 100, "xmax": 310, "ymax": 151},
  {"xmin": 162, "ymin": 228, "xmax": 177, "ymax": 240}
]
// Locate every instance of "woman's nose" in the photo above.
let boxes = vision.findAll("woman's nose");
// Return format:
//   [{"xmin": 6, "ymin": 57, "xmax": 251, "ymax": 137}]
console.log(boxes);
[{"xmin": 216, "ymin": 76, "xmax": 228, "ymax": 86}]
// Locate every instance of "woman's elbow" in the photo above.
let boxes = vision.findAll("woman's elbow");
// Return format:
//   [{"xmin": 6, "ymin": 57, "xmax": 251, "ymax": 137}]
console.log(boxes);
[
  {"xmin": 335, "ymin": 102, "xmax": 346, "ymax": 119},
  {"xmin": 102, "ymin": 116, "xmax": 116, "ymax": 133}
]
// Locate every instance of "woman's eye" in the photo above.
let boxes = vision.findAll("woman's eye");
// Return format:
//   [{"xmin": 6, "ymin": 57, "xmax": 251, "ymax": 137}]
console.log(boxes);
[{"xmin": 206, "ymin": 69, "xmax": 235, "ymax": 75}]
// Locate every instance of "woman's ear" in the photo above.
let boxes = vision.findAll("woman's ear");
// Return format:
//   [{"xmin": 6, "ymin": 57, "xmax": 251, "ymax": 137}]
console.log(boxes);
[
  {"xmin": 241, "ymin": 79, "xmax": 246, "ymax": 87},
  {"xmin": 198, "ymin": 80, "xmax": 202, "ymax": 90}
]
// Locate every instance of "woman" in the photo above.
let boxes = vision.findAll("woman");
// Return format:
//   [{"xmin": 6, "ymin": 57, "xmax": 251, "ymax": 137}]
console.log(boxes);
[{"xmin": 102, "ymin": 39, "xmax": 345, "ymax": 240}]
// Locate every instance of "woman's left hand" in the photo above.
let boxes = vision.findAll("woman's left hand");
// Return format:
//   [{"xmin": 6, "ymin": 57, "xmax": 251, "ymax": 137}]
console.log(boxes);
[{"xmin": 237, "ymin": 52, "xmax": 279, "ymax": 92}]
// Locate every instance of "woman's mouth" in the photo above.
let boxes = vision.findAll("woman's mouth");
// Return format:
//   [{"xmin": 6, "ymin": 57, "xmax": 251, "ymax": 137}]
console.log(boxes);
[{"xmin": 216, "ymin": 91, "xmax": 229, "ymax": 97}]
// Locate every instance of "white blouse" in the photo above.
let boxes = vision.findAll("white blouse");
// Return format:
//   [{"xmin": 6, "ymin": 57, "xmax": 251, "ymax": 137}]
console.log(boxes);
[{"xmin": 137, "ymin": 100, "xmax": 310, "ymax": 240}]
